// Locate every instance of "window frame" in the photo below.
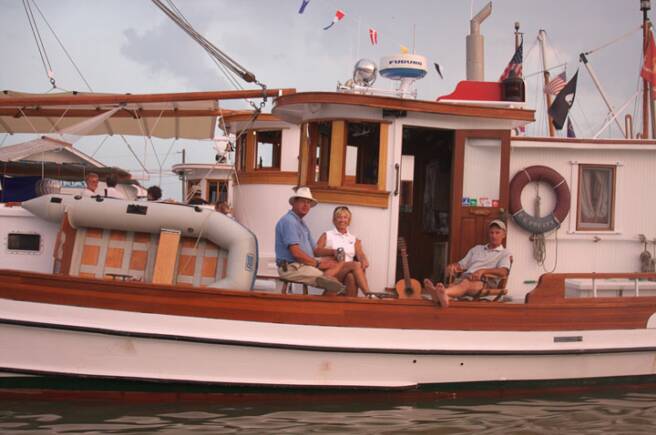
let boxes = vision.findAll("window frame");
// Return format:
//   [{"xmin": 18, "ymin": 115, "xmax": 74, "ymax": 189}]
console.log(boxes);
[
  {"xmin": 344, "ymin": 121, "xmax": 382, "ymax": 189},
  {"xmin": 306, "ymin": 120, "xmax": 333, "ymax": 186},
  {"xmin": 575, "ymin": 163, "xmax": 617, "ymax": 232},
  {"xmin": 7, "ymin": 232, "xmax": 42, "ymax": 254},
  {"xmin": 254, "ymin": 129, "xmax": 283, "ymax": 171}
]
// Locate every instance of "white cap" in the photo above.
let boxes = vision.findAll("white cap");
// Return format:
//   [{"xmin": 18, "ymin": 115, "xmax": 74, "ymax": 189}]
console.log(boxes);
[{"xmin": 489, "ymin": 219, "xmax": 507, "ymax": 231}]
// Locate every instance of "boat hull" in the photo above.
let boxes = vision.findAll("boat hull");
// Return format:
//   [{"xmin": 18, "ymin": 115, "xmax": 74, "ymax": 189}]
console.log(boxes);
[{"xmin": 2, "ymin": 296, "xmax": 656, "ymax": 391}]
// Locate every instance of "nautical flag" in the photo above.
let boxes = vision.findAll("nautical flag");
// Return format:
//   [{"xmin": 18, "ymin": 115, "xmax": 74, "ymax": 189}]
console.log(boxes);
[
  {"xmin": 499, "ymin": 40, "xmax": 523, "ymax": 81},
  {"xmin": 298, "ymin": 0, "xmax": 310, "ymax": 14},
  {"xmin": 545, "ymin": 71, "xmax": 566, "ymax": 96},
  {"xmin": 567, "ymin": 118, "xmax": 576, "ymax": 138},
  {"xmin": 549, "ymin": 69, "xmax": 579, "ymax": 130},
  {"xmin": 434, "ymin": 63, "xmax": 444, "ymax": 79},
  {"xmin": 400, "ymin": 45, "xmax": 409, "ymax": 54},
  {"xmin": 369, "ymin": 28, "xmax": 378, "ymax": 45},
  {"xmin": 641, "ymin": 29, "xmax": 656, "ymax": 98},
  {"xmin": 323, "ymin": 10, "xmax": 345, "ymax": 30}
]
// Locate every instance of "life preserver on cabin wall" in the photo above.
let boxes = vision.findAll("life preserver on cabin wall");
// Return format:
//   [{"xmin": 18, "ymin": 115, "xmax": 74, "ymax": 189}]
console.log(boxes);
[{"xmin": 509, "ymin": 165, "xmax": 571, "ymax": 234}]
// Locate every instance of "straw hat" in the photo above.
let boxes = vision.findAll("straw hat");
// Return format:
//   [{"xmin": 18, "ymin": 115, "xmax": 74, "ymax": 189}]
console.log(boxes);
[{"xmin": 289, "ymin": 186, "xmax": 318, "ymax": 207}]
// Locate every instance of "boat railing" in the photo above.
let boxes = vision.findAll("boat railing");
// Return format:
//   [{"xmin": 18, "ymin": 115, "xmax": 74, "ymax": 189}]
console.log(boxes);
[{"xmin": 525, "ymin": 272, "xmax": 656, "ymax": 304}]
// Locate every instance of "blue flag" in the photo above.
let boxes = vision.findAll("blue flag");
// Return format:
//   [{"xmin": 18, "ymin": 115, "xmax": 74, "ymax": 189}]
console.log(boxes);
[{"xmin": 298, "ymin": 0, "xmax": 310, "ymax": 14}]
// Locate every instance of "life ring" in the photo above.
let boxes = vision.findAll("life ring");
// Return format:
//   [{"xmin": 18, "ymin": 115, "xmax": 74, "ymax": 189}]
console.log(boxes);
[{"xmin": 509, "ymin": 165, "xmax": 571, "ymax": 234}]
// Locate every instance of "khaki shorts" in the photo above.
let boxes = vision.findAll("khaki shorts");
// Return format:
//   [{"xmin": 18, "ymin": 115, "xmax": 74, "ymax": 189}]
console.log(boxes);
[{"xmin": 278, "ymin": 262, "xmax": 322, "ymax": 285}]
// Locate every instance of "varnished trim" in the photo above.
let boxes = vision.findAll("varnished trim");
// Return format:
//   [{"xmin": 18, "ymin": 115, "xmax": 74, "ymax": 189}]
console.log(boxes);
[
  {"xmin": 275, "ymin": 92, "xmax": 535, "ymax": 121},
  {"xmin": 222, "ymin": 113, "xmax": 281, "ymax": 123},
  {"xmin": 377, "ymin": 124, "xmax": 389, "ymax": 191},
  {"xmin": 0, "ymin": 89, "xmax": 297, "ymax": 107},
  {"xmin": 3, "ymin": 318, "xmax": 656, "ymax": 356},
  {"xmin": 0, "ymin": 108, "xmax": 225, "ymax": 118},
  {"xmin": 235, "ymin": 171, "xmax": 297, "ymax": 185},
  {"xmin": 328, "ymin": 121, "xmax": 346, "ymax": 187},
  {"xmin": 311, "ymin": 186, "xmax": 390, "ymax": 208},
  {"xmin": 526, "ymin": 272, "xmax": 656, "ymax": 304},
  {"xmin": 3, "ymin": 269, "xmax": 656, "ymax": 331},
  {"xmin": 244, "ymin": 130, "xmax": 255, "ymax": 172}
]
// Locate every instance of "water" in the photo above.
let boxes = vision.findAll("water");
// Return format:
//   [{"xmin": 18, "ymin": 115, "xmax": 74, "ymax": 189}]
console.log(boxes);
[{"xmin": 1, "ymin": 391, "xmax": 656, "ymax": 434}]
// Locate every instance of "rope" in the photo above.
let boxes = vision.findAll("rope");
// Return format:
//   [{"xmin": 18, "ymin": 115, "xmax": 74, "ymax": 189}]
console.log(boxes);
[{"xmin": 91, "ymin": 136, "xmax": 110, "ymax": 158}]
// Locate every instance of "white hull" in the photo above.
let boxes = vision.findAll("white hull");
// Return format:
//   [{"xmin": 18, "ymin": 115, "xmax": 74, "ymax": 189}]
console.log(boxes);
[{"xmin": 2, "ymin": 299, "xmax": 656, "ymax": 389}]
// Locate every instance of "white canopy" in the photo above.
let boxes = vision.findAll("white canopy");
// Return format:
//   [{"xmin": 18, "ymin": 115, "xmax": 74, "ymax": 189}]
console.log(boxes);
[{"xmin": 0, "ymin": 88, "xmax": 294, "ymax": 140}]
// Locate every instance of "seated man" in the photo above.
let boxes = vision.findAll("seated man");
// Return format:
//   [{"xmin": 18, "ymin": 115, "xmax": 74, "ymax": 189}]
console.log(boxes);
[
  {"xmin": 275, "ymin": 186, "xmax": 345, "ymax": 294},
  {"xmin": 81, "ymin": 172, "xmax": 100, "ymax": 197},
  {"xmin": 424, "ymin": 219, "xmax": 511, "ymax": 308}
]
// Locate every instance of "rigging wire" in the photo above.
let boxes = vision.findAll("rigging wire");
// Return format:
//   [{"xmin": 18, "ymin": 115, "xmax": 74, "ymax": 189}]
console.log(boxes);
[
  {"xmin": 23, "ymin": 0, "xmax": 55, "ymax": 88},
  {"xmin": 31, "ymin": 0, "xmax": 94, "ymax": 92},
  {"xmin": 151, "ymin": 0, "xmax": 261, "ymax": 86}
]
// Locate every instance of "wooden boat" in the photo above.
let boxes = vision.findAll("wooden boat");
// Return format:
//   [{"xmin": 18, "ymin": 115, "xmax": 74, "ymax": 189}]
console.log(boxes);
[{"xmin": 2, "ymin": 3, "xmax": 656, "ymax": 399}]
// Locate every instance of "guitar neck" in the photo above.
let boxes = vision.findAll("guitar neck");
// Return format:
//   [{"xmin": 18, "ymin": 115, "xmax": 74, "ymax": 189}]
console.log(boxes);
[{"xmin": 401, "ymin": 248, "xmax": 412, "ymax": 288}]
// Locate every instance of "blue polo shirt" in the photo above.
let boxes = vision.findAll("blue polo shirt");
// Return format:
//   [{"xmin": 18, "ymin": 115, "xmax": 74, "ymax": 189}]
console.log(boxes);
[{"xmin": 275, "ymin": 210, "xmax": 316, "ymax": 264}]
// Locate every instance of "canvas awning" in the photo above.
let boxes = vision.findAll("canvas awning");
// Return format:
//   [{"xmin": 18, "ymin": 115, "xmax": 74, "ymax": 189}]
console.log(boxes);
[{"xmin": 0, "ymin": 88, "xmax": 295, "ymax": 140}]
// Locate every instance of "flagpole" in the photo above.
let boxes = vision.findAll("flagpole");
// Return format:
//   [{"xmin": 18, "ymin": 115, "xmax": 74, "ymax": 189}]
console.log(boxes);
[
  {"xmin": 580, "ymin": 53, "xmax": 626, "ymax": 136},
  {"xmin": 538, "ymin": 30, "xmax": 556, "ymax": 137},
  {"xmin": 642, "ymin": 0, "xmax": 651, "ymax": 138}
]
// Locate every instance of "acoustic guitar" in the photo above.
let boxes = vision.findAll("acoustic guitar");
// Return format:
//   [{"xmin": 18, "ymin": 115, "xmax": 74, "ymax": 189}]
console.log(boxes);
[{"xmin": 395, "ymin": 237, "xmax": 422, "ymax": 299}]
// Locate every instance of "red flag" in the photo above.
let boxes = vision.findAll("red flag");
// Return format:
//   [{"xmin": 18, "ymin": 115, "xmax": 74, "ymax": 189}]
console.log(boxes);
[
  {"xmin": 369, "ymin": 28, "xmax": 378, "ymax": 45},
  {"xmin": 642, "ymin": 30, "xmax": 656, "ymax": 99},
  {"xmin": 323, "ymin": 10, "xmax": 345, "ymax": 30}
]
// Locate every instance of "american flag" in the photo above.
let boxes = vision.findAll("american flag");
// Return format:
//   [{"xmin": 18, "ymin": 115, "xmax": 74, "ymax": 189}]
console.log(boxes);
[
  {"xmin": 499, "ymin": 41, "xmax": 523, "ymax": 81},
  {"xmin": 545, "ymin": 71, "xmax": 567, "ymax": 96}
]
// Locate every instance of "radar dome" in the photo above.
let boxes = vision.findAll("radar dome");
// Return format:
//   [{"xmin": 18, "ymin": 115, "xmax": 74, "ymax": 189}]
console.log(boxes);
[
  {"xmin": 379, "ymin": 54, "xmax": 428, "ymax": 80},
  {"xmin": 353, "ymin": 59, "xmax": 377, "ymax": 87}
]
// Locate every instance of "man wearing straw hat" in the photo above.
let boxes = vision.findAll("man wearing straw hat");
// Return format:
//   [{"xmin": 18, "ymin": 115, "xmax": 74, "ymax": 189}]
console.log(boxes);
[{"xmin": 275, "ymin": 186, "xmax": 345, "ymax": 294}]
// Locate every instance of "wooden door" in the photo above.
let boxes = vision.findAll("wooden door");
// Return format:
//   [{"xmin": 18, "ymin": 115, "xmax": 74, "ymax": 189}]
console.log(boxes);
[{"xmin": 449, "ymin": 129, "xmax": 510, "ymax": 262}]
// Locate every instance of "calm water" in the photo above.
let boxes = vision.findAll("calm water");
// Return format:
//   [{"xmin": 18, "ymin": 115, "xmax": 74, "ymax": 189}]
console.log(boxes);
[{"xmin": 1, "ymin": 391, "xmax": 656, "ymax": 434}]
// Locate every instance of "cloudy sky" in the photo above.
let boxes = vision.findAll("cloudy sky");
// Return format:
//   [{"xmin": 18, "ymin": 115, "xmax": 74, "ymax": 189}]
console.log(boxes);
[{"xmin": 0, "ymin": 0, "xmax": 648, "ymax": 196}]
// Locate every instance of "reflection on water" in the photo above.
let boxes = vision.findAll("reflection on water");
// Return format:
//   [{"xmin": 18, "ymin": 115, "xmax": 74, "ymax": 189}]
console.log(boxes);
[{"xmin": 1, "ymin": 392, "xmax": 656, "ymax": 434}]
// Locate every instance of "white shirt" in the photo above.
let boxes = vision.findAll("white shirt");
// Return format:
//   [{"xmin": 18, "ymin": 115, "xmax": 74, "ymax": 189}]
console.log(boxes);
[
  {"xmin": 82, "ymin": 188, "xmax": 97, "ymax": 197},
  {"xmin": 324, "ymin": 228, "xmax": 356, "ymax": 262}
]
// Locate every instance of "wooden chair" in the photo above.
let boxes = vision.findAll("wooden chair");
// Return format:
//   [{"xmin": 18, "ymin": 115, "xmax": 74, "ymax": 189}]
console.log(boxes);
[
  {"xmin": 280, "ymin": 279, "xmax": 309, "ymax": 295},
  {"xmin": 446, "ymin": 256, "xmax": 513, "ymax": 302}
]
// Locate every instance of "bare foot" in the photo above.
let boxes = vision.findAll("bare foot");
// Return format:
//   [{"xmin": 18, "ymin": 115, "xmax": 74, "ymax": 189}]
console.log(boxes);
[{"xmin": 423, "ymin": 279, "xmax": 449, "ymax": 308}]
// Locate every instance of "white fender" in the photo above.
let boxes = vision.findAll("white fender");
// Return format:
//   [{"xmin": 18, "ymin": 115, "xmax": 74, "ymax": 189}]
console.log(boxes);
[{"xmin": 23, "ymin": 194, "xmax": 258, "ymax": 290}]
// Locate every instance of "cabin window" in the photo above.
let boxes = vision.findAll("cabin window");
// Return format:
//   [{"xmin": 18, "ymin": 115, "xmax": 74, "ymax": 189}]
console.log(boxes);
[
  {"xmin": 577, "ymin": 164, "xmax": 616, "ymax": 231},
  {"xmin": 7, "ymin": 233, "xmax": 41, "ymax": 252},
  {"xmin": 236, "ymin": 134, "xmax": 247, "ymax": 172},
  {"xmin": 462, "ymin": 138, "xmax": 501, "ymax": 207},
  {"xmin": 255, "ymin": 130, "xmax": 282, "ymax": 170},
  {"xmin": 207, "ymin": 180, "xmax": 229, "ymax": 204},
  {"xmin": 345, "ymin": 122, "xmax": 380, "ymax": 186},
  {"xmin": 308, "ymin": 121, "xmax": 332, "ymax": 183}
]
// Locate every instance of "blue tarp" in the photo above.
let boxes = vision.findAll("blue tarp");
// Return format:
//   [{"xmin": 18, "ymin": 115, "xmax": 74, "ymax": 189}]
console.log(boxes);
[{"xmin": 0, "ymin": 176, "xmax": 41, "ymax": 202}]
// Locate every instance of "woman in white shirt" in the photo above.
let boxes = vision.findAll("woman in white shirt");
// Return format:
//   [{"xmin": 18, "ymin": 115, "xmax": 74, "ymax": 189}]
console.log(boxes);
[{"xmin": 314, "ymin": 206, "xmax": 370, "ymax": 296}]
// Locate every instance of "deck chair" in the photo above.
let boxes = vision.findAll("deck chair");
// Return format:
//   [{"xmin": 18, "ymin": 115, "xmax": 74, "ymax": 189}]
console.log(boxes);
[{"xmin": 447, "ymin": 256, "xmax": 513, "ymax": 302}]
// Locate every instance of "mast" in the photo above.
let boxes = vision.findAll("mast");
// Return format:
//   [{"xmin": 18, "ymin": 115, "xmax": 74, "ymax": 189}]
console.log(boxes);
[
  {"xmin": 538, "ymin": 30, "xmax": 556, "ymax": 137},
  {"xmin": 642, "ymin": 0, "xmax": 651, "ymax": 138}
]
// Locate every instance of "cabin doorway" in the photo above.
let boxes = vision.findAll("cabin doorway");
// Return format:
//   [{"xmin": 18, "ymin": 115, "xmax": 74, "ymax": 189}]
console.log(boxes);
[{"xmin": 396, "ymin": 126, "xmax": 454, "ymax": 284}]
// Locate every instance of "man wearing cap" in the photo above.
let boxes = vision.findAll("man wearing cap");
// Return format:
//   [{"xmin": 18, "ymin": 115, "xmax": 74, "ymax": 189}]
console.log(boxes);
[
  {"xmin": 275, "ymin": 186, "xmax": 345, "ymax": 294},
  {"xmin": 424, "ymin": 219, "xmax": 511, "ymax": 307}
]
